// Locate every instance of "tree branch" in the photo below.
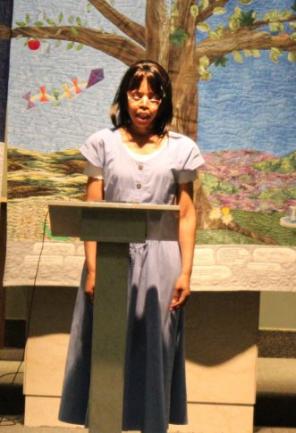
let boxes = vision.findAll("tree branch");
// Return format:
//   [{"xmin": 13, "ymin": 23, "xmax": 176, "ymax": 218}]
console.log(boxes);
[
  {"xmin": 145, "ymin": 0, "xmax": 170, "ymax": 65},
  {"xmin": 0, "ymin": 24, "xmax": 11, "ymax": 39},
  {"xmin": 89, "ymin": 0, "xmax": 145, "ymax": 47},
  {"xmin": 196, "ymin": 0, "xmax": 231, "ymax": 25},
  {"xmin": 249, "ymin": 15, "xmax": 296, "ymax": 31},
  {"xmin": 196, "ymin": 29, "xmax": 296, "ymax": 63},
  {"xmin": 0, "ymin": 25, "xmax": 145, "ymax": 66}
]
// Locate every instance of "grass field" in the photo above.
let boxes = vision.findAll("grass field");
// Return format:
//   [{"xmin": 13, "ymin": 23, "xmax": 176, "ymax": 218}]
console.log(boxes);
[{"xmin": 197, "ymin": 210, "xmax": 296, "ymax": 245}]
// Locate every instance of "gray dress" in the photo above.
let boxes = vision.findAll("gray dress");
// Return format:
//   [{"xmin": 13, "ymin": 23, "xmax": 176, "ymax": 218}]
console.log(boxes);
[{"xmin": 59, "ymin": 128, "xmax": 204, "ymax": 433}]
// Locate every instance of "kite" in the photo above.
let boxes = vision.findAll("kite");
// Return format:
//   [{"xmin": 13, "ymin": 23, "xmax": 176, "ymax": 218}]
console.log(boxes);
[{"xmin": 23, "ymin": 68, "xmax": 104, "ymax": 109}]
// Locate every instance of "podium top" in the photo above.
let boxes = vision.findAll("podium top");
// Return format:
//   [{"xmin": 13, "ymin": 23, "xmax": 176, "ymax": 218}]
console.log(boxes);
[
  {"xmin": 48, "ymin": 200, "xmax": 180, "ymax": 242},
  {"xmin": 48, "ymin": 199, "xmax": 179, "ymax": 212}
]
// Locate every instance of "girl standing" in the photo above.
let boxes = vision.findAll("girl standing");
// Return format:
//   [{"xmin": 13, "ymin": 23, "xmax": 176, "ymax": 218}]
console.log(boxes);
[{"xmin": 59, "ymin": 60, "xmax": 204, "ymax": 433}]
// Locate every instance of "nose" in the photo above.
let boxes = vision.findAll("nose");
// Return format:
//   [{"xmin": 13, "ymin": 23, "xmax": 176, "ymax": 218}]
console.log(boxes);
[{"xmin": 139, "ymin": 95, "xmax": 149, "ymax": 107}]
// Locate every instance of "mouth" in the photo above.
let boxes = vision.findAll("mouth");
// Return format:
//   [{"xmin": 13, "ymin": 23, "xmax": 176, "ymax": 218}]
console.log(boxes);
[{"xmin": 136, "ymin": 112, "xmax": 151, "ymax": 120}]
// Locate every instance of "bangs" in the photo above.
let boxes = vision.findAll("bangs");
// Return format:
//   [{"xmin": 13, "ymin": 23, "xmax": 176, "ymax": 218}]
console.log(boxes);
[{"xmin": 128, "ymin": 71, "xmax": 165, "ymax": 98}]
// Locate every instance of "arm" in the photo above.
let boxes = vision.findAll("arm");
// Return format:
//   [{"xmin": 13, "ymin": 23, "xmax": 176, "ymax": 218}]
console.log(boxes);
[
  {"xmin": 170, "ymin": 182, "xmax": 197, "ymax": 311},
  {"xmin": 84, "ymin": 177, "xmax": 104, "ymax": 297}
]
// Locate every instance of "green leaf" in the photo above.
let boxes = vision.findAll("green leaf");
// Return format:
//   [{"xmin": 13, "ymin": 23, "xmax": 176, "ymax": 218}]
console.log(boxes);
[
  {"xmin": 76, "ymin": 16, "xmax": 82, "ymax": 26},
  {"xmin": 265, "ymin": 9, "xmax": 281, "ymax": 22},
  {"xmin": 209, "ymin": 28, "xmax": 223, "ymax": 40},
  {"xmin": 233, "ymin": 7, "xmax": 242, "ymax": 18},
  {"xmin": 289, "ymin": 21, "xmax": 296, "ymax": 29},
  {"xmin": 270, "ymin": 47, "xmax": 282, "ymax": 63},
  {"xmin": 239, "ymin": 0, "xmax": 253, "ymax": 4},
  {"xmin": 213, "ymin": 7, "xmax": 226, "ymax": 15},
  {"xmin": 169, "ymin": 28, "xmax": 188, "ymax": 46},
  {"xmin": 199, "ymin": 55, "xmax": 210, "ymax": 67},
  {"xmin": 68, "ymin": 15, "xmax": 75, "ymax": 24},
  {"xmin": 196, "ymin": 23, "xmax": 210, "ymax": 33},
  {"xmin": 76, "ymin": 43, "xmax": 84, "ymax": 51},
  {"xmin": 86, "ymin": 3, "xmax": 93, "ymax": 13},
  {"xmin": 243, "ymin": 49, "xmax": 253, "ymax": 57},
  {"xmin": 239, "ymin": 10, "xmax": 256, "ymax": 27},
  {"xmin": 70, "ymin": 27, "xmax": 79, "ymax": 36},
  {"xmin": 16, "ymin": 21, "xmax": 26, "ymax": 27},
  {"xmin": 200, "ymin": 0, "xmax": 209, "ymax": 11},
  {"xmin": 232, "ymin": 50, "xmax": 244, "ymax": 63},
  {"xmin": 58, "ymin": 12, "xmax": 64, "ymax": 23},
  {"xmin": 288, "ymin": 51, "xmax": 296, "ymax": 62},
  {"xmin": 55, "ymin": 40, "xmax": 62, "ymax": 47},
  {"xmin": 67, "ymin": 41, "xmax": 75, "ymax": 50},
  {"xmin": 25, "ymin": 14, "xmax": 31, "ymax": 24},
  {"xmin": 190, "ymin": 5, "xmax": 199, "ymax": 18},
  {"xmin": 34, "ymin": 21, "xmax": 44, "ymax": 27},
  {"xmin": 228, "ymin": 17, "xmax": 240, "ymax": 32},
  {"xmin": 199, "ymin": 70, "xmax": 212, "ymax": 81},
  {"xmin": 269, "ymin": 21, "xmax": 284, "ymax": 33},
  {"xmin": 269, "ymin": 22, "xmax": 278, "ymax": 32},
  {"xmin": 46, "ymin": 18, "xmax": 56, "ymax": 26},
  {"xmin": 280, "ymin": 10, "xmax": 293, "ymax": 19},
  {"xmin": 198, "ymin": 55, "xmax": 212, "ymax": 80},
  {"xmin": 290, "ymin": 32, "xmax": 296, "ymax": 40},
  {"xmin": 244, "ymin": 49, "xmax": 260, "ymax": 58},
  {"xmin": 214, "ymin": 56, "xmax": 228, "ymax": 67},
  {"xmin": 251, "ymin": 49, "xmax": 261, "ymax": 58}
]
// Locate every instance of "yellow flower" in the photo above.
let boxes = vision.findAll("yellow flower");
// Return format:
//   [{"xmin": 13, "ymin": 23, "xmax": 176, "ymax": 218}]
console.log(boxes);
[
  {"xmin": 221, "ymin": 207, "xmax": 231, "ymax": 216},
  {"xmin": 222, "ymin": 214, "xmax": 233, "ymax": 225},
  {"xmin": 209, "ymin": 207, "xmax": 222, "ymax": 220}
]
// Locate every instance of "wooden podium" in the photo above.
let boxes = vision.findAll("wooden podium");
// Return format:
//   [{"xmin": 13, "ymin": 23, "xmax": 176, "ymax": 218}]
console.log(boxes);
[{"xmin": 49, "ymin": 200, "xmax": 179, "ymax": 433}]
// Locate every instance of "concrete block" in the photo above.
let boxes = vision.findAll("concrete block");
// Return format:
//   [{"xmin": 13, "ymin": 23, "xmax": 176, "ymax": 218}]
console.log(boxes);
[
  {"xmin": 216, "ymin": 247, "xmax": 251, "ymax": 266},
  {"xmin": 193, "ymin": 247, "xmax": 215, "ymax": 265},
  {"xmin": 246, "ymin": 262, "xmax": 282, "ymax": 274},
  {"xmin": 24, "ymin": 287, "xmax": 76, "ymax": 397},
  {"xmin": 185, "ymin": 293, "xmax": 259, "ymax": 404},
  {"xmin": 191, "ymin": 265, "xmax": 232, "ymax": 284},
  {"xmin": 33, "ymin": 242, "xmax": 76, "ymax": 256},
  {"xmin": 253, "ymin": 247, "xmax": 296, "ymax": 264},
  {"xmin": 169, "ymin": 403, "xmax": 253, "ymax": 433},
  {"xmin": 256, "ymin": 357, "xmax": 296, "ymax": 394},
  {"xmin": 76, "ymin": 244, "xmax": 85, "ymax": 256},
  {"xmin": 63, "ymin": 256, "xmax": 84, "ymax": 276},
  {"xmin": 24, "ymin": 396, "xmax": 82, "ymax": 427}
]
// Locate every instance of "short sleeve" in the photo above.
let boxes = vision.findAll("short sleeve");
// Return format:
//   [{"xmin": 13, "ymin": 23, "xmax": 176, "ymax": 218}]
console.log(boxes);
[
  {"xmin": 173, "ymin": 133, "xmax": 205, "ymax": 184},
  {"xmin": 83, "ymin": 161, "xmax": 104, "ymax": 179},
  {"xmin": 178, "ymin": 169, "xmax": 197, "ymax": 183},
  {"xmin": 79, "ymin": 129, "xmax": 106, "ymax": 168}
]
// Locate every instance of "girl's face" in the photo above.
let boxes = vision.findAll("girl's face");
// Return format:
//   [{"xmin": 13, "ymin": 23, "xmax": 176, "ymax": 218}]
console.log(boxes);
[{"xmin": 127, "ymin": 76, "xmax": 161, "ymax": 135}]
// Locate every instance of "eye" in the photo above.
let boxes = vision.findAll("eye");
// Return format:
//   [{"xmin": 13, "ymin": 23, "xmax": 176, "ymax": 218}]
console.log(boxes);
[
  {"xmin": 150, "ymin": 94, "xmax": 161, "ymax": 103},
  {"xmin": 129, "ymin": 91, "xmax": 141, "ymax": 100}
]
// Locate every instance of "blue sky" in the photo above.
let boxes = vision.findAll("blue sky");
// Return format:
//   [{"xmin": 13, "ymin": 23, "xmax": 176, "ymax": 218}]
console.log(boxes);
[
  {"xmin": 198, "ymin": 0, "xmax": 296, "ymax": 155},
  {"xmin": 6, "ymin": 0, "xmax": 296, "ymax": 156}
]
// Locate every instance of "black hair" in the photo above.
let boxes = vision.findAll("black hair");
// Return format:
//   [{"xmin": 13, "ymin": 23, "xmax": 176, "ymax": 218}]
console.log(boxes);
[{"xmin": 110, "ymin": 60, "xmax": 173, "ymax": 135}]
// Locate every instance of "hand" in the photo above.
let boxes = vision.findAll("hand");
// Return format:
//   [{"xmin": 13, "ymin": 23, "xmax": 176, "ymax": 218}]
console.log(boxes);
[
  {"xmin": 85, "ymin": 270, "xmax": 95, "ymax": 301},
  {"xmin": 170, "ymin": 273, "xmax": 191, "ymax": 311}
]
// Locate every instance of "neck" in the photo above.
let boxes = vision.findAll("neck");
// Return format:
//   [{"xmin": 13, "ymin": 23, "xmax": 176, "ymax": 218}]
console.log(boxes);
[
  {"xmin": 128, "ymin": 125, "xmax": 154, "ymax": 139},
  {"xmin": 122, "ymin": 126, "xmax": 164, "ymax": 148}
]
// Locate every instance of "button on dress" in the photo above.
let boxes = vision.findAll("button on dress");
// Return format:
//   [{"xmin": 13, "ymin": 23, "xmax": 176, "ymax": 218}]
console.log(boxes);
[{"xmin": 59, "ymin": 128, "xmax": 204, "ymax": 433}]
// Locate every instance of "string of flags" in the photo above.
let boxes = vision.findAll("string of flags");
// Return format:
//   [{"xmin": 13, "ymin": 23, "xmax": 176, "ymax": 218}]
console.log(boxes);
[{"xmin": 23, "ymin": 68, "xmax": 104, "ymax": 109}]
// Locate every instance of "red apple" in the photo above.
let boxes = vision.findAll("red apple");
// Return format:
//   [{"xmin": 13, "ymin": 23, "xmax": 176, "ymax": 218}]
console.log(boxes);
[{"xmin": 28, "ymin": 39, "xmax": 41, "ymax": 50}]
